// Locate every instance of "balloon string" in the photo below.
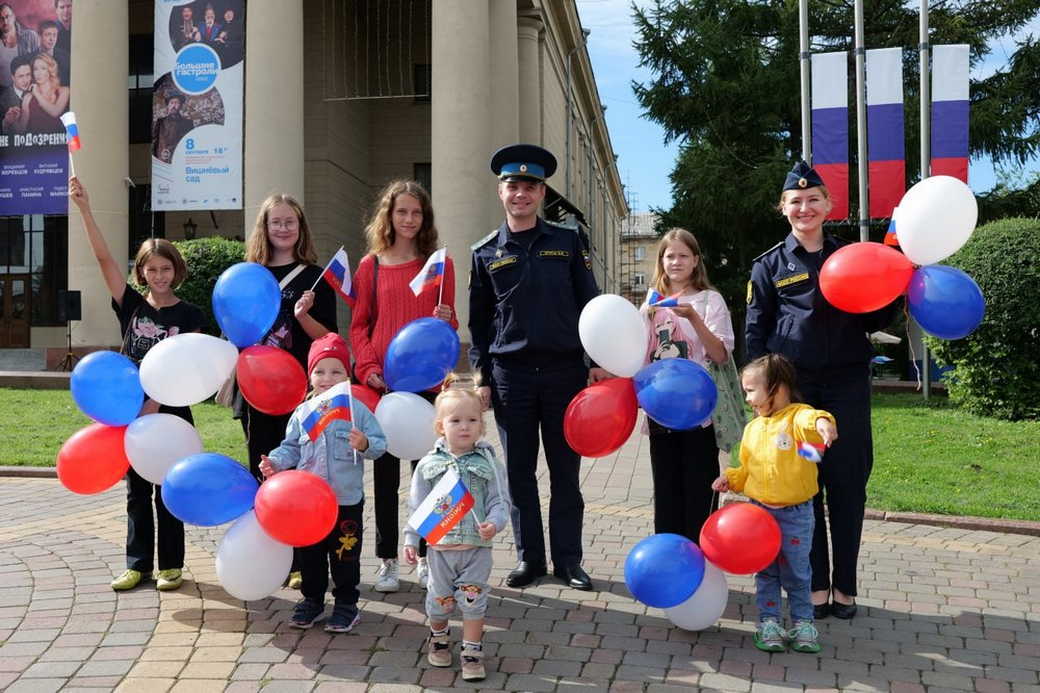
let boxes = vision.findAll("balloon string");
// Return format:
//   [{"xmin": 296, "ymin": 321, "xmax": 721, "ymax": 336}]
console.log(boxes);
[{"xmin": 904, "ymin": 303, "xmax": 923, "ymax": 392}]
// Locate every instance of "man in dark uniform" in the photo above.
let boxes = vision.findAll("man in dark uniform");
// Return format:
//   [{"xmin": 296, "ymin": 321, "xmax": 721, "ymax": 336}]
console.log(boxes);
[
  {"xmin": 746, "ymin": 161, "xmax": 901, "ymax": 620},
  {"xmin": 469, "ymin": 144, "xmax": 608, "ymax": 591}
]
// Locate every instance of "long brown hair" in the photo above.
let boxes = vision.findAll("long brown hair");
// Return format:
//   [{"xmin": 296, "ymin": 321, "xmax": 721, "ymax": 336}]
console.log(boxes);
[
  {"xmin": 651, "ymin": 228, "xmax": 714, "ymax": 296},
  {"xmin": 363, "ymin": 180, "xmax": 439, "ymax": 259},
  {"xmin": 244, "ymin": 193, "xmax": 317, "ymax": 265}
]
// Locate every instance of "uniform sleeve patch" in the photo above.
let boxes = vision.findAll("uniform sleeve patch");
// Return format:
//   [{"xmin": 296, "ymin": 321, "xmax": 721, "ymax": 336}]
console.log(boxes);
[
  {"xmin": 488, "ymin": 256, "xmax": 519, "ymax": 272},
  {"xmin": 775, "ymin": 272, "xmax": 810, "ymax": 289},
  {"xmin": 746, "ymin": 280, "xmax": 753, "ymax": 305},
  {"xmin": 538, "ymin": 250, "xmax": 570, "ymax": 259},
  {"xmin": 582, "ymin": 250, "xmax": 592, "ymax": 270}
]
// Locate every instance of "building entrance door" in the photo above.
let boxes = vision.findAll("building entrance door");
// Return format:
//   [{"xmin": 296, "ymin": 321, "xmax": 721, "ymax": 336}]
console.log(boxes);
[{"xmin": 0, "ymin": 274, "xmax": 30, "ymax": 348}]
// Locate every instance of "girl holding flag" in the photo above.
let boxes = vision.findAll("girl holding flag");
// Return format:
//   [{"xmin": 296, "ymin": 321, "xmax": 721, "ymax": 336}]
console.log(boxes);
[
  {"xmin": 259, "ymin": 333, "xmax": 386, "ymax": 633},
  {"xmin": 350, "ymin": 179, "xmax": 458, "ymax": 592},
  {"xmin": 640, "ymin": 229, "xmax": 735, "ymax": 544},
  {"xmin": 404, "ymin": 382, "xmax": 510, "ymax": 682}
]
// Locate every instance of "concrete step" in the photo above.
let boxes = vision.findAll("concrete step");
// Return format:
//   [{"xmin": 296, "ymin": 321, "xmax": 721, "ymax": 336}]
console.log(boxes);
[{"xmin": 0, "ymin": 348, "xmax": 46, "ymax": 372}]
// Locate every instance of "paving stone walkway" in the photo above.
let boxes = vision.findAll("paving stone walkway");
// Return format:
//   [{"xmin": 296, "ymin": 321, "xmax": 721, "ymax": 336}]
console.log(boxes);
[{"xmin": 1, "ymin": 426, "xmax": 1039, "ymax": 692}]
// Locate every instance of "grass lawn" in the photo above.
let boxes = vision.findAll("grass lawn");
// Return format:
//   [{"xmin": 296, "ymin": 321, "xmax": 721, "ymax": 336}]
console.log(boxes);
[
  {"xmin": 0, "ymin": 388, "xmax": 246, "ymax": 468},
  {"xmin": 2, "ymin": 388, "xmax": 1037, "ymax": 522}
]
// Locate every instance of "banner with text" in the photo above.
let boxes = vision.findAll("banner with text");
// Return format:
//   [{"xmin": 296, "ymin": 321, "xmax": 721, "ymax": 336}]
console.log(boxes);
[
  {"xmin": 152, "ymin": 0, "xmax": 244, "ymax": 211},
  {"xmin": 0, "ymin": 0, "xmax": 74, "ymax": 214}
]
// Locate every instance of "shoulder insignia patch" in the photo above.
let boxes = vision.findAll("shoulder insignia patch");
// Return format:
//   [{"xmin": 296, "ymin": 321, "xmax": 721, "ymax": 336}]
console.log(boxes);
[{"xmin": 470, "ymin": 230, "xmax": 499, "ymax": 252}]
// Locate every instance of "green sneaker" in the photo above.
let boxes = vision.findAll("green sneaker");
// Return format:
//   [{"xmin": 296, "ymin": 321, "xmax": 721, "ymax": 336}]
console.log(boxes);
[
  {"xmin": 753, "ymin": 619, "xmax": 787, "ymax": 652},
  {"xmin": 156, "ymin": 569, "xmax": 183, "ymax": 591},
  {"xmin": 111, "ymin": 569, "xmax": 143, "ymax": 591},
  {"xmin": 788, "ymin": 620, "xmax": 821, "ymax": 654}
]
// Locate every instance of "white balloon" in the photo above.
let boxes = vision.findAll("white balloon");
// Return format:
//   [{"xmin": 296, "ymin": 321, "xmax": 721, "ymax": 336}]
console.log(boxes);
[
  {"xmin": 896, "ymin": 175, "xmax": 978, "ymax": 266},
  {"xmin": 375, "ymin": 392, "xmax": 437, "ymax": 461},
  {"xmin": 578, "ymin": 294, "xmax": 648, "ymax": 378},
  {"xmin": 124, "ymin": 413, "xmax": 204, "ymax": 484},
  {"xmin": 139, "ymin": 333, "xmax": 238, "ymax": 407},
  {"xmin": 216, "ymin": 510, "xmax": 293, "ymax": 601},
  {"xmin": 664, "ymin": 560, "xmax": 729, "ymax": 631}
]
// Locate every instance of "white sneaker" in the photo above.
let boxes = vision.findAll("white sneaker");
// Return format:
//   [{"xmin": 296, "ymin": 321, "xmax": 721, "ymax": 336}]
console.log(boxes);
[
  {"xmin": 416, "ymin": 557, "xmax": 429, "ymax": 589},
  {"xmin": 374, "ymin": 558, "xmax": 400, "ymax": 593}
]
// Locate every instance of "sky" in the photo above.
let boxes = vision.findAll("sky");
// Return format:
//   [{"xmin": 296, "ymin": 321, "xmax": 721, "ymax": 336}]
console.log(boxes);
[{"xmin": 575, "ymin": 0, "xmax": 1040, "ymax": 214}]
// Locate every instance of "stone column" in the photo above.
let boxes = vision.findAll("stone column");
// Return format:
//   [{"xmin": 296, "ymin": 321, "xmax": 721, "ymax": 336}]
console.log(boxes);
[
  {"xmin": 67, "ymin": 0, "xmax": 129, "ymax": 347},
  {"xmin": 488, "ymin": 0, "xmax": 519, "ymax": 225},
  {"xmin": 432, "ymin": 0, "xmax": 492, "ymax": 342},
  {"xmin": 244, "ymin": 0, "xmax": 305, "ymax": 232},
  {"xmin": 516, "ymin": 15, "xmax": 543, "ymax": 146}
]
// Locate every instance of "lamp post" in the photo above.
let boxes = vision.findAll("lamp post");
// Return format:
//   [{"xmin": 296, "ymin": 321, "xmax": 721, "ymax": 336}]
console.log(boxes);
[{"xmin": 183, "ymin": 217, "xmax": 197, "ymax": 240}]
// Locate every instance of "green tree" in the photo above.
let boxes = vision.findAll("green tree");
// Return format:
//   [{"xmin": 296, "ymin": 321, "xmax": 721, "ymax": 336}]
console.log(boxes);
[{"xmin": 633, "ymin": 0, "xmax": 1040, "ymax": 354}]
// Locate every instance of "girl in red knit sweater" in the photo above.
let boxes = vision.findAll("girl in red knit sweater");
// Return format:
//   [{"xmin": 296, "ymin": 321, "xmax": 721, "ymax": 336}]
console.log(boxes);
[{"xmin": 350, "ymin": 180, "xmax": 458, "ymax": 592}]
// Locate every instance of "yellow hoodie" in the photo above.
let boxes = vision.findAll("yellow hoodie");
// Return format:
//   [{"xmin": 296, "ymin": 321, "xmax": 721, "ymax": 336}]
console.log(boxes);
[{"xmin": 725, "ymin": 403, "xmax": 836, "ymax": 506}]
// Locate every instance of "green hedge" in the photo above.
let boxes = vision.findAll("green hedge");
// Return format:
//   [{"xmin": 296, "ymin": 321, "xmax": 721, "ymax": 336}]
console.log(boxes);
[{"xmin": 928, "ymin": 217, "xmax": 1040, "ymax": 421}]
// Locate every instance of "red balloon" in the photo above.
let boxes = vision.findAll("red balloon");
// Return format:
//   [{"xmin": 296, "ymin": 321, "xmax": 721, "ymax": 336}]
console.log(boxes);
[
  {"xmin": 352, "ymin": 383, "xmax": 381, "ymax": 414},
  {"xmin": 564, "ymin": 377, "xmax": 638, "ymax": 458},
  {"xmin": 236, "ymin": 346, "xmax": 307, "ymax": 415},
  {"xmin": 254, "ymin": 470, "xmax": 338, "ymax": 547},
  {"xmin": 819, "ymin": 242, "xmax": 914, "ymax": 313},
  {"xmin": 56, "ymin": 423, "xmax": 130, "ymax": 495},
  {"xmin": 699, "ymin": 502, "xmax": 782, "ymax": 575}
]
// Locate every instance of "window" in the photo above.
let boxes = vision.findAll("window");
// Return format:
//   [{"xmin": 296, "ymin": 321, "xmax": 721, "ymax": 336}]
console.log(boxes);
[
  {"xmin": 413, "ymin": 64, "xmax": 431, "ymax": 103},
  {"xmin": 129, "ymin": 34, "xmax": 155, "ymax": 144},
  {"xmin": 634, "ymin": 246, "xmax": 646, "ymax": 261},
  {"xmin": 0, "ymin": 214, "xmax": 68, "ymax": 327},
  {"xmin": 633, "ymin": 272, "xmax": 646, "ymax": 288},
  {"xmin": 414, "ymin": 163, "xmax": 431, "ymax": 195}
]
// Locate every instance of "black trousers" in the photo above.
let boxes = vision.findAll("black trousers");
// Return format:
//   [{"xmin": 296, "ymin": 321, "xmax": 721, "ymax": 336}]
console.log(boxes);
[
  {"xmin": 299, "ymin": 502, "xmax": 363, "ymax": 605},
  {"xmin": 491, "ymin": 357, "xmax": 587, "ymax": 568},
  {"xmin": 647, "ymin": 421, "xmax": 719, "ymax": 544},
  {"xmin": 127, "ymin": 405, "xmax": 189, "ymax": 573},
  {"xmin": 800, "ymin": 364, "xmax": 873, "ymax": 598},
  {"xmin": 373, "ymin": 454, "xmax": 427, "ymax": 559},
  {"xmin": 241, "ymin": 404, "xmax": 292, "ymax": 483}
]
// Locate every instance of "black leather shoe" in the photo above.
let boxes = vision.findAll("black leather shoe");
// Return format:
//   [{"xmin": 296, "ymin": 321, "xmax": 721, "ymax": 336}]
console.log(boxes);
[
  {"xmin": 553, "ymin": 564, "xmax": 593, "ymax": 591},
  {"xmin": 813, "ymin": 602, "xmax": 831, "ymax": 620},
  {"xmin": 830, "ymin": 600, "xmax": 857, "ymax": 619},
  {"xmin": 505, "ymin": 561, "xmax": 547, "ymax": 588}
]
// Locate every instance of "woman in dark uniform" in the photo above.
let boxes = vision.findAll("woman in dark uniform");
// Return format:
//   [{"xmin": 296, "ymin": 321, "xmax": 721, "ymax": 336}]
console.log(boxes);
[{"xmin": 745, "ymin": 161, "xmax": 901, "ymax": 619}]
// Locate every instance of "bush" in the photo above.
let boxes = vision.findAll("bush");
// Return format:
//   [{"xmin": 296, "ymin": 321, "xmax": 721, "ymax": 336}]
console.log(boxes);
[
  {"xmin": 133, "ymin": 237, "xmax": 245, "ymax": 336},
  {"xmin": 927, "ymin": 217, "xmax": 1040, "ymax": 421}
]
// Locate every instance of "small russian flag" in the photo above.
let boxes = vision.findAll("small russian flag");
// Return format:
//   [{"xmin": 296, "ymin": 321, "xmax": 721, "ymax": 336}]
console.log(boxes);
[
  {"xmin": 645, "ymin": 288, "xmax": 663, "ymax": 306},
  {"xmin": 321, "ymin": 246, "xmax": 356, "ymax": 306},
  {"xmin": 797, "ymin": 441, "xmax": 826, "ymax": 464},
  {"xmin": 407, "ymin": 467, "xmax": 475, "ymax": 545},
  {"xmin": 409, "ymin": 247, "xmax": 447, "ymax": 296},
  {"xmin": 651, "ymin": 292, "xmax": 682, "ymax": 308},
  {"xmin": 883, "ymin": 209, "xmax": 900, "ymax": 248},
  {"xmin": 299, "ymin": 382, "xmax": 352, "ymax": 442},
  {"xmin": 60, "ymin": 112, "xmax": 80, "ymax": 152}
]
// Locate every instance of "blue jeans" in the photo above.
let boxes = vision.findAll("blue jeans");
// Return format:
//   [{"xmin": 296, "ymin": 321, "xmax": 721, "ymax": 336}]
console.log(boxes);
[{"xmin": 753, "ymin": 499, "xmax": 815, "ymax": 623}]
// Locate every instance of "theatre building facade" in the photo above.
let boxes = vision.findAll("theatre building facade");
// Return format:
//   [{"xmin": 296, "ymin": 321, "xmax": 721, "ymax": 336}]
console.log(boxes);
[{"xmin": 0, "ymin": 0, "xmax": 626, "ymax": 362}]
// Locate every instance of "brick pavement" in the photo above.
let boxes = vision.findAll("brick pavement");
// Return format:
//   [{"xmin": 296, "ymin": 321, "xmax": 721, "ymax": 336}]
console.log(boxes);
[{"xmin": 1, "ymin": 426, "xmax": 1039, "ymax": 692}]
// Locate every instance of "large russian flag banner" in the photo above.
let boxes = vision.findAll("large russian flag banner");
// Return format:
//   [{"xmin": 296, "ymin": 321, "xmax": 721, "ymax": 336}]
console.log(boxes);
[
  {"xmin": 931, "ymin": 45, "xmax": 970, "ymax": 183},
  {"xmin": 811, "ymin": 51, "xmax": 849, "ymax": 220},
  {"xmin": 866, "ymin": 47, "xmax": 906, "ymax": 219}
]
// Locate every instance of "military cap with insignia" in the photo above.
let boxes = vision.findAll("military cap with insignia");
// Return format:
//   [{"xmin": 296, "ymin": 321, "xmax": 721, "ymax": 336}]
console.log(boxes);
[
  {"xmin": 783, "ymin": 160, "xmax": 826, "ymax": 191},
  {"xmin": 490, "ymin": 144, "xmax": 558, "ymax": 182}
]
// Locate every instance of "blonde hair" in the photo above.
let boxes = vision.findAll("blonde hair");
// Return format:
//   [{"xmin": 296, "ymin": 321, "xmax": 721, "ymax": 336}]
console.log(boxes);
[
  {"xmin": 31, "ymin": 53, "xmax": 61, "ymax": 93},
  {"xmin": 244, "ymin": 194, "xmax": 317, "ymax": 265},
  {"xmin": 363, "ymin": 180, "xmax": 439, "ymax": 259},
  {"xmin": 433, "ymin": 375, "xmax": 486, "ymax": 436},
  {"xmin": 651, "ymin": 228, "xmax": 715, "ymax": 297},
  {"xmin": 133, "ymin": 239, "xmax": 187, "ymax": 289},
  {"xmin": 776, "ymin": 184, "xmax": 831, "ymax": 213}
]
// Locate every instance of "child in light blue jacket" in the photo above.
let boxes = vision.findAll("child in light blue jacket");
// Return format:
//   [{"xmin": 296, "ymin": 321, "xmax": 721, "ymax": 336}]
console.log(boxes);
[
  {"xmin": 260, "ymin": 334, "xmax": 386, "ymax": 634},
  {"xmin": 404, "ymin": 384, "xmax": 510, "ymax": 682}
]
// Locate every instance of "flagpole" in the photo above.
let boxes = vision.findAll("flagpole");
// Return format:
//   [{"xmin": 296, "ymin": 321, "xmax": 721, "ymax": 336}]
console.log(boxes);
[
  {"xmin": 799, "ymin": 0, "xmax": 811, "ymax": 163},
  {"xmin": 437, "ymin": 251, "xmax": 446, "ymax": 306},
  {"xmin": 68, "ymin": 151, "xmax": 76, "ymax": 179},
  {"xmin": 309, "ymin": 249, "xmax": 338, "ymax": 292},
  {"xmin": 919, "ymin": 0, "xmax": 932, "ymax": 401},
  {"xmin": 854, "ymin": 0, "xmax": 869, "ymax": 242},
  {"xmin": 347, "ymin": 379, "xmax": 359, "ymax": 465}
]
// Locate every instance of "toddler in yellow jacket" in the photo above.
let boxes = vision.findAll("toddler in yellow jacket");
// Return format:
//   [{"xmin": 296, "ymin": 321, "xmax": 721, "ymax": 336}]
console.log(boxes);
[{"xmin": 712, "ymin": 354, "xmax": 837, "ymax": 654}]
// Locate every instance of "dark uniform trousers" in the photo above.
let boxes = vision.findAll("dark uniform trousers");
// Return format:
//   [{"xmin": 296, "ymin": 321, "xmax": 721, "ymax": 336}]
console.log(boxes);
[
  {"xmin": 491, "ymin": 355, "xmax": 587, "ymax": 569},
  {"xmin": 129, "ymin": 405, "xmax": 189, "ymax": 573},
  {"xmin": 800, "ymin": 364, "xmax": 873, "ymax": 598},
  {"xmin": 299, "ymin": 502, "xmax": 364, "ymax": 606}
]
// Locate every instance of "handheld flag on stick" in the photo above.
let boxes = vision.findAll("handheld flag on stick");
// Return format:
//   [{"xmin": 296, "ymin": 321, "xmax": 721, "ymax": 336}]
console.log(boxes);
[
  {"xmin": 409, "ymin": 247, "xmax": 447, "ymax": 297},
  {"xmin": 645, "ymin": 288, "xmax": 663, "ymax": 306},
  {"xmin": 299, "ymin": 382, "xmax": 352, "ymax": 442},
  {"xmin": 797, "ymin": 441, "xmax": 826, "ymax": 464},
  {"xmin": 650, "ymin": 292, "xmax": 682, "ymax": 308},
  {"xmin": 312, "ymin": 246, "xmax": 356, "ymax": 306},
  {"xmin": 60, "ymin": 112, "xmax": 80, "ymax": 178},
  {"xmin": 407, "ymin": 467, "xmax": 475, "ymax": 545}
]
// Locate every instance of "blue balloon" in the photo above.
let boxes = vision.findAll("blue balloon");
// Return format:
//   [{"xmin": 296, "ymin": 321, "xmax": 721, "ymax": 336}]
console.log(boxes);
[
  {"xmin": 212, "ymin": 262, "xmax": 281, "ymax": 347},
  {"xmin": 625, "ymin": 533, "xmax": 706, "ymax": 608},
  {"xmin": 633, "ymin": 358, "xmax": 718, "ymax": 430},
  {"xmin": 70, "ymin": 351, "xmax": 144, "ymax": 426},
  {"xmin": 161, "ymin": 453, "xmax": 258, "ymax": 526},
  {"xmin": 384, "ymin": 317, "xmax": 461, "ymax": 392},
  {"xmin": 908, "ymin": 265, "xmax": 985, "ymax": 340}
]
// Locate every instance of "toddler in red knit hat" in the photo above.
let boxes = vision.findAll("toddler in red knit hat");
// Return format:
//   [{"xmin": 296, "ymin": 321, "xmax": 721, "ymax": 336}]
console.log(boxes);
[{"xmin": 259, "ymin": 332, "xmax": 386, "ymax": 633}]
